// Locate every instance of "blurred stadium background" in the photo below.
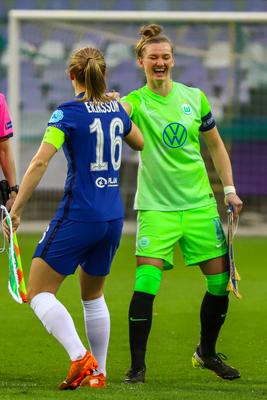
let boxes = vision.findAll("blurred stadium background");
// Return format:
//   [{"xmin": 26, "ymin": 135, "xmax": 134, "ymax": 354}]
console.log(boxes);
[
  {"xmin": 0, "ymin": 0, "xmax": 266, "ymax": 233},
  {"xmin": 0, "ymin": 5, "xmax": 266, "ymax": 399}
]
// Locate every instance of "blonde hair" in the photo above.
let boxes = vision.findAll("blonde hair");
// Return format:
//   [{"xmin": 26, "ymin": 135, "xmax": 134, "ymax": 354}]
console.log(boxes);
[
  {"xmin": 68, "ymin": 47, "xmax": 111, "ymax": 103},
  {"xmin": 135, "ymin": 24, "xmax": 174, "ymax": 59}
]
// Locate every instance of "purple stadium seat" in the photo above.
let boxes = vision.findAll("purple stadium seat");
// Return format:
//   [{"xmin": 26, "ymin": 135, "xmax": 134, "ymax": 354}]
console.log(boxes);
[
  {"xmin": 46, "ymin": 0, "xmax": 71, "ymax": 9},
  {"xmin": 246, "ymin": 0, "xmax": 267, "ymax": 11},
  {"xmin": 143, "ymin": 0, "xmax": 169, "ymax": 10},
  {"xmin": 14, "ymin": 0, "xmax": 38, "ymax": 9},
  {"xmin": 212, "ymin": 0, "xmax": 235, "ymax": 11},
  {"xmin": 232, "ymin": 141, "xmax": 267, "ymax": 195},
  {"xmin": 0, "ymin": 80, "xmax": 7, "ymax": 94},
  {"xmin": 49, "ymin": 28, "xmax": 75, "ymax": 44},
  {"xmin": 113, "ymin": 0, "xmax": 134, "ymax": 10},
  {"xmin": 21, "ymin": 24, "xmax": 43, "ymax": 46},
  {"xmin": 0, "ymin": 2, "xmax": 7, "ymax": 15},
  {"xmin": 107, "ymin": 60, "xmax": 143, "ymax": 96},
  {"xmin": 76, "ymin": 0, "xmax": 102, "ymax": 10},
  {"xmin": 178, "ymin": 62, "xmax": 211, "ymax": 92},
  {"xmin": 21, "ymin": 88, "xmax": 47, "ymax": 111},
  {"xmin": 180, "ymin": 26, "xmax": 208, "ymax": 49}
]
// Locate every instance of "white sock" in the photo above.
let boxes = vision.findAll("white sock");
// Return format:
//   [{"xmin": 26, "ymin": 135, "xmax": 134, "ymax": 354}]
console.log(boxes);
[
  {"xmin": 82, "ymin": 295, "xmax": 110, "ymax": 375},
  {"xmin": 30, "ymin": 292, "xmax": 87, "ymax": 361}
]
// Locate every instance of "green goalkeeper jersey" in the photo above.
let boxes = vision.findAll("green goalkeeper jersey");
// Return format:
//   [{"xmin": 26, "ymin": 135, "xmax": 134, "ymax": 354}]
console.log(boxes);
[{"xmin": 122, "ymin": 81, "xmax": 217, "ymax": 211}]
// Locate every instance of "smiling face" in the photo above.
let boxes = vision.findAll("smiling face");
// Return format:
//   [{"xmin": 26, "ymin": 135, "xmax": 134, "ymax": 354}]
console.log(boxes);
[{"xmin": 138, "ymin": 42, "xmax": 174, "ymax": 85}]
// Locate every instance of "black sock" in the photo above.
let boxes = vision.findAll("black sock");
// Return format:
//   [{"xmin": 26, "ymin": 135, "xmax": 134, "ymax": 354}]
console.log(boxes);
[
  {"xmin": 128, "ymin": 291, "xmax": 155, "ymax": 371},
  {"xmin": 199, "ymin": 291, "xmax": 229, "ymax": 356}
]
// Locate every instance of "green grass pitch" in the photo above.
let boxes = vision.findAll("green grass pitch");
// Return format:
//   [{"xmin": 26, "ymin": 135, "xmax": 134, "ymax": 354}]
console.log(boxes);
[{"xmin": 0, "ymin": 234, "xmax": 266, "ymax": 400}]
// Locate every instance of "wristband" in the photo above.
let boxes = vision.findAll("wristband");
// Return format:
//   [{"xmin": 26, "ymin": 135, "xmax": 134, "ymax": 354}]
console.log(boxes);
[
  {"xmin": 223, "ymin": 185, "xmax": 236, "ymax": 196},
  {"xmin": 9, "ymin": 185, "xmax": 19, "ymax": 194}
]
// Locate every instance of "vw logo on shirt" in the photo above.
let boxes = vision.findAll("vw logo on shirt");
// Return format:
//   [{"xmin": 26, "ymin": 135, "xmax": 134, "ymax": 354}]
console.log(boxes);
[{"xmin": 162, "ymin": 122, "xmax": 187, "ymax": 148}]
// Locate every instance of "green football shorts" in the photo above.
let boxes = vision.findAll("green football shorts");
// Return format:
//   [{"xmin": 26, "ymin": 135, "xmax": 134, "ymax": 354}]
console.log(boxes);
[{"xmin": 136, "ymin": 204, "xmax": 228, "ymax": 269}]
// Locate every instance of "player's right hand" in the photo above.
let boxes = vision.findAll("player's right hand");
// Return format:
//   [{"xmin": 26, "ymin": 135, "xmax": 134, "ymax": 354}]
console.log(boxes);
[
  {"xmin": 10, "ymin": 212, "xmax": 21, "ymax": 232},
  {"xmin": 107, "ymin": 91, "xmax": 121, "ymax": 101},
  {"xmin": 224, "ymin": 193, "xmax": 243, "ymax": 216}
]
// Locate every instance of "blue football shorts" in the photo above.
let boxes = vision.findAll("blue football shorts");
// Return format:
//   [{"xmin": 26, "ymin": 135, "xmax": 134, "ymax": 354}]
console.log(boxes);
[{"xmin": 33, "ymin": 217, "xmax": 123, "ymax": 276}]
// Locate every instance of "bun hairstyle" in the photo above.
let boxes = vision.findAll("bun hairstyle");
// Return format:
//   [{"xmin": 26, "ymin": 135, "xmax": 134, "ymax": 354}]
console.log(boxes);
[
  {"xmin": 135, "ymin": 23, "xmax": 174, "ymax": 58},
  {"xmin": 68, "ymin": 47, "xmax": 112, "ymax": 103},
  {"xmin": 140, "ymin": 24, "xmax": 163, "ymax": 38}
]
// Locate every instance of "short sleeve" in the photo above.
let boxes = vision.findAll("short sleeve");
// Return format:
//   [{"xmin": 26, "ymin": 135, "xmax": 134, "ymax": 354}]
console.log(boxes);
[
  {"xmin": 121, "ymin": 91, "xmax": 141, "ymax": 119},
  {"xmin": 199, "ymin": 91, "xmax": 216, "ymax": 132},
  {"xmin": 47, "ymin": 106, "xmax": 74, "ymax": 138},
  {"xmin": 118, "ymin": 102, "xmax": 132, "ymax": 137},
  {"xmin": 124, "ymin": 117, "xmax": 132, "ymax": 137},
  {"xmin": 0, "ymin": 93, "xmax": 13, "ymax": 140}
]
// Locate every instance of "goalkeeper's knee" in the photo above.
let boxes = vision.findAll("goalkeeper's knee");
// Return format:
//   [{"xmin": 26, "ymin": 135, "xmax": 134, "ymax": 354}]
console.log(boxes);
[
  {"xmin": 205, "ymin": 271, "xmax": 230, "ymax": 296},
  {"xmin": 134, "ymin": 264, "xmax": 163, "ymax": 296}
]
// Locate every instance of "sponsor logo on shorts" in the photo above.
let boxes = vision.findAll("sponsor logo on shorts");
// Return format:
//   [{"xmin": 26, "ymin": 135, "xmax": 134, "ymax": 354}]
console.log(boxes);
[
  {"xmin": 162, "ymin": 122, "xmax": 187, "ymax": 148},
  {"xmin": 139, "ymin": 236, "xmax": 150, "ymax": 248},
  {"xmin": 49, "ymin": 109, "xmax": 64, "ymax": 123},
  {"xmin": 95, "ymin": 177, "xmax": 118, "ymax": 188},
  {"xmin": 213, "ymin": 218, "xmax": 226, "ymax": 248},
  {"xmin": 213, "ymin": 218, "xmax": 223, "ymax": 240}
]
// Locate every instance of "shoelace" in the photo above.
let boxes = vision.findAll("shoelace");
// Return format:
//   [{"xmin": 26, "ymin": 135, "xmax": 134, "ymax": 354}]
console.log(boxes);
[
  {"xmin": 213, "ymin": 353, "xmax": 232, "ymax": 371},
  {"xmin": 216, "ymin": 353, "xmax": 228, "ymax": 362}
]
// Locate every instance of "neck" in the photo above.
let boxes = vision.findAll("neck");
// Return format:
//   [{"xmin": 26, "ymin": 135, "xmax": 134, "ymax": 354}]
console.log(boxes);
[
  {"xmin": 74, "ymin": 81, "xmax": 86, "ymax": 96},
  {"xmin": 147, "ymin": 79, "xmax": 172, "ymax": 97}
]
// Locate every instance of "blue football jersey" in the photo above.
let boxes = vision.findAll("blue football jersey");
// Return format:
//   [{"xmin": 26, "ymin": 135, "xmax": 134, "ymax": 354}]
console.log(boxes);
[{"xmin": 48, "ymin": 96, "xmax": 132, "ymax": 221}]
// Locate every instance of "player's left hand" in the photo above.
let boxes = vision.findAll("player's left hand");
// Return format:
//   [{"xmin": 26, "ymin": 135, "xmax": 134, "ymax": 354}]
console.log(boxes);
[
  {"xmin": 3, "ymin": 212, "xmax": 20, "ymax": 241},
  {"xmin": 224, "ymin": 193, "xmax": 243, "ymax": 216},
  {"xmin": 5, "ymin": 194, "xmax": 16, "ymax": 211}
]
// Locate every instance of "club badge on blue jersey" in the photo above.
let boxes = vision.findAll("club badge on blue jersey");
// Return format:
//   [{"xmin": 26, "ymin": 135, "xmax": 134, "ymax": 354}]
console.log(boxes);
[{"xmin": 49, "ymin": 109, "xmax": 64, "ymax": 123}]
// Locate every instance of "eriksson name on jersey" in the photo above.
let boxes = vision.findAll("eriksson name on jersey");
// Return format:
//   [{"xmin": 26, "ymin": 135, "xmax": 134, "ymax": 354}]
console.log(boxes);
[{"xmin": 84, "ymin": 100, "xmax": 120, "ymax": 114}]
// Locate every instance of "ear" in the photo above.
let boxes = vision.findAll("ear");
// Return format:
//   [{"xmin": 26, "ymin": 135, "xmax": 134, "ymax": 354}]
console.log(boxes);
[
  {"xmin": 137, "ymin": 58, "xmax": 144, "ymax": 69},
  {"xmin": 69, "ymin": 72, "xmax": 75, "ymax": 81}
]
